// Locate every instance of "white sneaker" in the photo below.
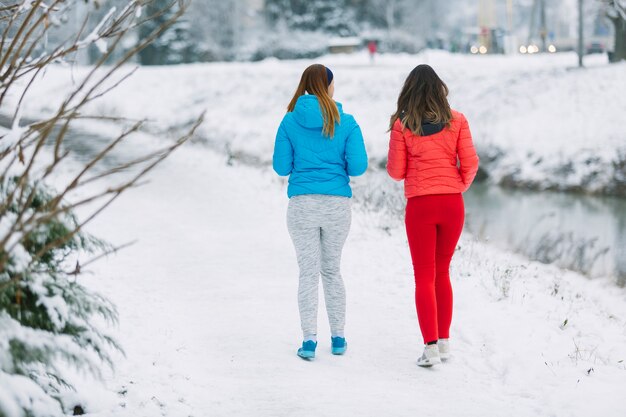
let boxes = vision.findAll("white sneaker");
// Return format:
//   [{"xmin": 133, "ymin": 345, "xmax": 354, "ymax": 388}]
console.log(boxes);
[
  {"xmin": 416, "ymin": 344, "xmax": 442, "ymax": 367},
  {"xmin": 438, "ymin": 339, "xmax": 450, "ymax": 361}
]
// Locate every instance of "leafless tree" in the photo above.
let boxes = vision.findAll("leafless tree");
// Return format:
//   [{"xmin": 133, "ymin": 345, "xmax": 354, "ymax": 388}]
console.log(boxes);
[{"xmin": 0, "ymin": 0, "xmax": 203, "ymax": 287}]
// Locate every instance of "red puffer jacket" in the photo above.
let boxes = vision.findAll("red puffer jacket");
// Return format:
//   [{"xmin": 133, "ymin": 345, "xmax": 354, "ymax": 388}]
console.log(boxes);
[{"xmin": 386, "ymin": 110, "xmax": 479, "ymax": 199}]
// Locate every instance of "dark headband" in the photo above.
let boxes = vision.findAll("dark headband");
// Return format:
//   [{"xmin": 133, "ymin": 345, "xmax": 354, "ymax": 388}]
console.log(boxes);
[{"xmin": 325, "ymin": 67, "xmax": 334, "ymax": 86}]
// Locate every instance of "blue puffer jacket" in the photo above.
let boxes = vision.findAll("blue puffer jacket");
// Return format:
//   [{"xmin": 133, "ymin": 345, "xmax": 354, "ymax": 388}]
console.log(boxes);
[{"xmin": 273, "ymin": 95, "xmax": 368, "ymax": 198}]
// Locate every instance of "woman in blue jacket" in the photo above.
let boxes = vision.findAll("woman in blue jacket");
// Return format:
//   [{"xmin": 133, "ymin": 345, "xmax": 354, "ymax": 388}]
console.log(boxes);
[{"xmin": 273, "ymin": 64, "xmax": 368, "ymax": 360}]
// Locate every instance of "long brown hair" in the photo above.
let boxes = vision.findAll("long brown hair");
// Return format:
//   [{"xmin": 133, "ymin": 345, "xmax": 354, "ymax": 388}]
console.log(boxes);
[
  {"xmin": 389, "ymin": 64, "xmax": 452, "ymax": 136},
  {"xmin": 287, "ymin": 64, "xmax": 339, "ymax": 138}
]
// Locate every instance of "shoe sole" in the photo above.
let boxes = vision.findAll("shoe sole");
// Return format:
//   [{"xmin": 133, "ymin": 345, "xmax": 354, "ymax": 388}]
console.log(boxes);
[
  {"xmin": 297, "ymin": 351, "xmax": 315, "ymax": 360},
  {"xmin": 417, "ymin": 358, "xmax": 442, "ymax": 367},
  {"xmin": 331, "ymin": 342, "xmax": 347, "ymax": 355}
]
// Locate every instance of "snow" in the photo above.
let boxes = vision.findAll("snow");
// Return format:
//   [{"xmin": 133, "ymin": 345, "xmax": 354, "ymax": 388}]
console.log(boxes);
[
  {"xmin": 0, "ymin": 212, "xmax": 31, "ymax": 272},
  {"xmin": 59, "ymin": 135, "xmax": 624, "ymax": 417},
  {"xmin": 6, "ymin": 50, "xmax": 625, "ymax": 194},
  {"xmin": 17, "ymin": 0, "xmax": 32, "ymax": 13},
  {"xmin": 1, "ymin": 51, "xmax": 626, "ymax": 416},
  {"xmin": 75, "ymin": 7, "xmax": 117, "ymax": 54},
  {"xmin": 328, "ymin": 36, "xmax": 362, "ymax": 46},
  {"xmin": 0, "ymin": 313, "xmax": 80, "ymax": 417},
  {"xmin": 0, "ymin": 104, "xmax": 25, "ymax": 154},
  {"xmin": 0, "ymin": 371, "xmax": 63, "ymax": 417}
]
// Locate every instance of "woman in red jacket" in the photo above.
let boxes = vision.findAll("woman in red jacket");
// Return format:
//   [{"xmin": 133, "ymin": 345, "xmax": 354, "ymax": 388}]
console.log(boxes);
[{"xmin": 387, "ymin": 64, "xmax": 479, "ymax": 367}]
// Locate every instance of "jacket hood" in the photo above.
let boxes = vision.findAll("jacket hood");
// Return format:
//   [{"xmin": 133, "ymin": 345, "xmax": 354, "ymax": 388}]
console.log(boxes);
[
  {"xmin": 292, "ymin": 95, "xmax": 343, "ymax": 129},
  {"xmin": 421, "ymin": 122, "xmax": 444, "ymax": 136},
  {"xmin": 399, "ymin": 110, "xmax": 444, "ymax": 136}
]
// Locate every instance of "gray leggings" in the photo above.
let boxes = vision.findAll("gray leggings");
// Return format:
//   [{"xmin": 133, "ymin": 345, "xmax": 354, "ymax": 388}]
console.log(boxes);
[{"xmin": 287, "ymin": 194, "xmax": 351, "ymax": 337}]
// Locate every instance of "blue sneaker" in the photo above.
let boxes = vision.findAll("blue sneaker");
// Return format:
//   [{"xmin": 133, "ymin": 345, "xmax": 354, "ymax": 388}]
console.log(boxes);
[
  {"xmin": 331, "ymin": 337, "xmax": 347, "ymax": 355},
  {"xmin": 297, "ymin": 340, "xmax": 317, "ymax": 360}
]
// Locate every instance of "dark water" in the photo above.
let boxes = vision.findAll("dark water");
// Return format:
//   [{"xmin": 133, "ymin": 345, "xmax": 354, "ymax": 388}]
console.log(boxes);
[
  {"xmin": 354, "ymin": 169, "xmax": 625, "ymax": 285},
  {"xmin": 464, "ymin": 183, "xmax": 626, "ymax": 286},
  {"xmin": 0, "ymin": 114, "xmax": 126, "ymax": 169}
]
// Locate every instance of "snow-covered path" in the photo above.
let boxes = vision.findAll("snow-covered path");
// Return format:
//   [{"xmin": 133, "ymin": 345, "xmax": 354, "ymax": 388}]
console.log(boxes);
[{"xmin": 77, "ymin": 140, "xmax": 626, "ymax": 417}]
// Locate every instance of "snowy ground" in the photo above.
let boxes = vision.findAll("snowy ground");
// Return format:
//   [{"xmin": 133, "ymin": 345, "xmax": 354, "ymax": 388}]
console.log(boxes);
[
  {"xmin": 6, "ymin": 50, "xmax": 626, "ymax": 195},
  {"xmin": 2, "ymin": 51, "xmax": 626, "ymax": 416},
  {"xmin": 55, "ymin": 132, "xmax": 624, "ymax": 417}
]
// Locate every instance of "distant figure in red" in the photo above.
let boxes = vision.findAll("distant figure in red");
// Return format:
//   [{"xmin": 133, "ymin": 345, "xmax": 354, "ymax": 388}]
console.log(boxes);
[{"xmin": 367, "ymin": 40, "xmax": 377, "ymax": 63}]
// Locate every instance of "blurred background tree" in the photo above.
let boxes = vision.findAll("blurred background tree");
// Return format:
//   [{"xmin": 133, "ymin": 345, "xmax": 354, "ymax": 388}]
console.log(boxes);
[
  {"xmin": 32, "ymin": 0, "xmax": 621, "ymax": 64},
  {"xmin": 602, "ymin": 0, "xmax": 625, "ymax": 61},
  {"xmin": 138, "ymin": 0, "xmax": 195, "ymax": 64},
  {"xmin": 265, "ymin": 0, "xmax": 359, "ymax": 36}
]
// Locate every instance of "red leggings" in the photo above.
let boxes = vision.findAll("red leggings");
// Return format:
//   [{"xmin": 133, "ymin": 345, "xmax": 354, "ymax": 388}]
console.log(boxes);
[{"xmin": 405, "ymin": 193, "xmax": 464, "ymax": 344}]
